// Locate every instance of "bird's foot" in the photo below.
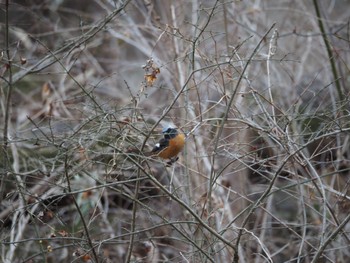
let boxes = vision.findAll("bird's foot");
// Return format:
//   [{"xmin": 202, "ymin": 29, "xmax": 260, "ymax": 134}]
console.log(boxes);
[{"xmin": 166, "ymin": 156, "xmax": 179, "ymax": 167}]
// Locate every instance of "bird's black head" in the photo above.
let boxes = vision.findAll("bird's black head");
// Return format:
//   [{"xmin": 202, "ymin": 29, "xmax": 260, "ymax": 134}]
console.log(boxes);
[{"xmin": 162, "ymin": 127, "xmax": 178, "ymax": 139}]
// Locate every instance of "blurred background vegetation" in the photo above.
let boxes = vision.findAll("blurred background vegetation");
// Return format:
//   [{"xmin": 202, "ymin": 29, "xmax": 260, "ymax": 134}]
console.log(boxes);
[{"xmin": 1, "ymin": 0, "xmax": 350, "ymax": 262}]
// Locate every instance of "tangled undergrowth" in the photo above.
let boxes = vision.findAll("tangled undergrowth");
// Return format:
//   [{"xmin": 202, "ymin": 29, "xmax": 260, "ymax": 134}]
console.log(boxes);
[{"xmin": 1, "ymin": 1, "xmax": 350, "ymax": 262}]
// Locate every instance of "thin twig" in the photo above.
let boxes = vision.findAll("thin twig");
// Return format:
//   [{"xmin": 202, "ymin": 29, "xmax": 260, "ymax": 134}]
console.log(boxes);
[
  {"xmin": 10, "ymin": 0, "xmax": 132, "ymax": 85},
  {"xmin": 311, "ymin": 213, "xmax": 350, "ymax": 263},
  {"xmin": 64, "ymin": 152, "xmax": 99, "ymax": 263},
  {"xmin": 312, "ymin": 0, "xmax": 343, "ymax": 103},
  {"xmin": 1, "ymin": 0, "xmax": 13, "ymax": 202}
]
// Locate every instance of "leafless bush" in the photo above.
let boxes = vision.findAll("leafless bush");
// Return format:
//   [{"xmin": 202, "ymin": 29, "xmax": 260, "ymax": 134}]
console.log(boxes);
[{"xmin": 1, "ymin": 0, "xmax": 350, "ymax": 262}]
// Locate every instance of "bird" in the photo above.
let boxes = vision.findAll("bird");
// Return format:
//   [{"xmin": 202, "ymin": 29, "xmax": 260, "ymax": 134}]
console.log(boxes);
[{"xmin": 150, "ymin": 127, "xmax": 185, "ymax": 164}]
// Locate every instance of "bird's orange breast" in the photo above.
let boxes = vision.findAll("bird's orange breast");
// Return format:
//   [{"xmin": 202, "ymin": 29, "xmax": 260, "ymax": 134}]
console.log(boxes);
[{"xmin": 157, "ymin": 133, "xmax": 185, "ymax": 159}]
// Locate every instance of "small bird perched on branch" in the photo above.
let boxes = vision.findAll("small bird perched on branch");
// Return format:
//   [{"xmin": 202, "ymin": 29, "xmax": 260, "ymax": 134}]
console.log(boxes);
[
  {"xmin": 150, "ymin": 127, "xmax": 185, "ymax": 165},
  {"xmin": 126, "ymin": 126, "xmax": 187, "ymax": 165}
]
